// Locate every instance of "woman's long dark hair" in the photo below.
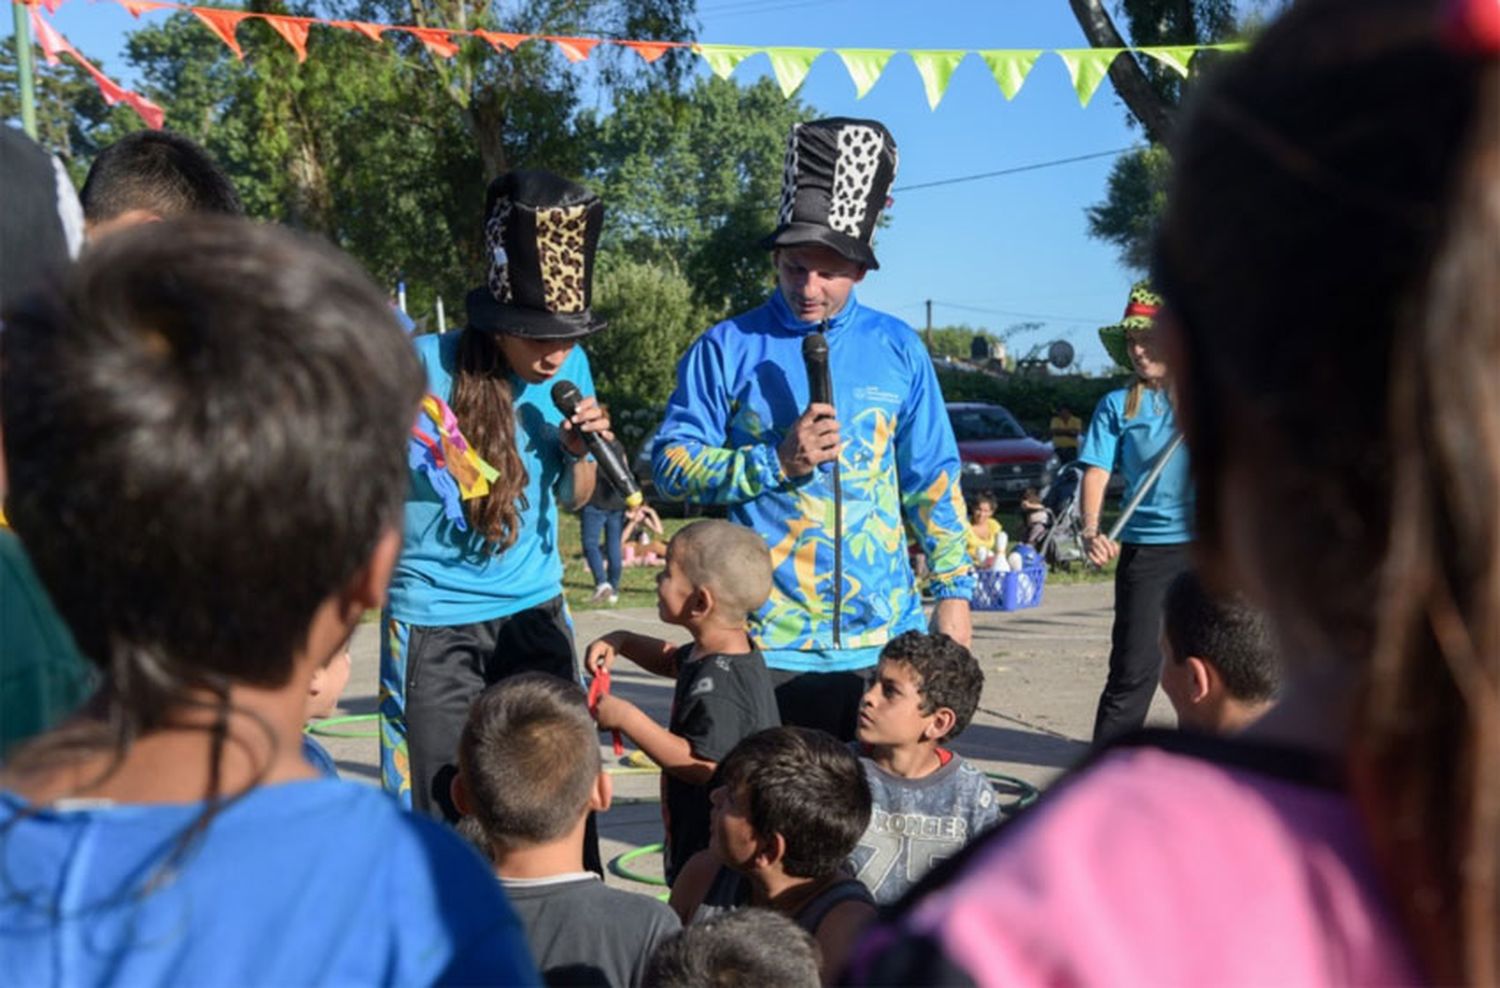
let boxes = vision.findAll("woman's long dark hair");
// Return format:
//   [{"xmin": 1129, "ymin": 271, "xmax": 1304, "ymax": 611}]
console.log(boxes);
[
  {"xmin": 1156, "ymin": 0, "xmax": 1498, "ymax": 979},
  {"xmin": 449, "ymin": 328, "xmax": 529, "ymax": 551}
]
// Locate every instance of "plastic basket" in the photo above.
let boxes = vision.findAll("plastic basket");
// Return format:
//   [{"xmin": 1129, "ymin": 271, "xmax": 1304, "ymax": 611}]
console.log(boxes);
[{"xmin": 972, "ymin": 558, "xmax": 1047, "ymax": 612}]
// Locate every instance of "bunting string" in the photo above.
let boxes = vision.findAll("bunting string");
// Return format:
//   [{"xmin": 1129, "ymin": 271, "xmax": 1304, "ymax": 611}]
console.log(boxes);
[
  {"xmin": 27, "ymin": 5, "xmax": 165, "ymax": 128},
  {"xmin": 20, "ymin": 0, "xmax": 1246, "ymax": 116}
]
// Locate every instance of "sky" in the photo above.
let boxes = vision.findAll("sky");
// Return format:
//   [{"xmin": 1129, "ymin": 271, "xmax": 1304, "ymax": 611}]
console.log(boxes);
[{"xmin": 17, "ymin": 0, "xmax": 1159, "ymax": 372}]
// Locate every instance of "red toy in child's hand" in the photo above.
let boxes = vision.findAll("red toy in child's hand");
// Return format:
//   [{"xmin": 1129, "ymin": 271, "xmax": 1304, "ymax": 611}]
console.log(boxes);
[{"xmin": 587, "ymin": 668, "xmax": 626, "ymax": 756}]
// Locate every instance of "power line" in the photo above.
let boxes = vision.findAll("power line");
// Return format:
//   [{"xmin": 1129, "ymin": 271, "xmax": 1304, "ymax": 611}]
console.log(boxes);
[
  {"xmin": 892, "ymin": 146, "xmax": 1147, "ymax": 194},
  {"xmin": 931, "ymin": 301, "xmax": 1109, "ymax": 324}
]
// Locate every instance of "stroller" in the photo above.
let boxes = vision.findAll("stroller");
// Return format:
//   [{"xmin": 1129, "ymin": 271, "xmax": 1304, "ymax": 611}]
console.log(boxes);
[{"xmin": 1029, "ymin": 462, "xmax": 1088, "ymax": 572}]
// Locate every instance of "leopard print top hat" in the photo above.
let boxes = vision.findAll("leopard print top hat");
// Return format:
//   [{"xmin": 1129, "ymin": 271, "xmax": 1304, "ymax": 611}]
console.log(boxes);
[
  {"xmin": 464, "ymin": 170, "xmax": 608, "ymax": 340},
  {"xmin": 761, "ymin": 117, "xmax": 898, "ymax": 270}
]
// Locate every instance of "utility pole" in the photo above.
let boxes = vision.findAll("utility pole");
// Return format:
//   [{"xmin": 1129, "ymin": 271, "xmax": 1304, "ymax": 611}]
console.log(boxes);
[
  {"xmin": 925, "ymin": 299, "xmax": 933, "ymax": 353},
  {"xmin": 14, "ymin": 4, "xmax": 38, "ymax": 139}
]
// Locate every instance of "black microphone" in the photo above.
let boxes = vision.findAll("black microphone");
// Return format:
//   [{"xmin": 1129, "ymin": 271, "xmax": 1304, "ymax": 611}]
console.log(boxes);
[
  {"xmin": 803, "ymin": 330, "xmax": 833, "ymax": 412},
  {"xmin": 551, "ymin": 381, "xmax": 643, "ymax": 510}
]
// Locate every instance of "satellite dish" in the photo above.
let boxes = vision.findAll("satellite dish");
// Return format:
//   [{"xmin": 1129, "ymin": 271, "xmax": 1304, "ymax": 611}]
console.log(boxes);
[{"xmin": 1047, "ymin": 340, "xmax": 1075, "ymax": 370}]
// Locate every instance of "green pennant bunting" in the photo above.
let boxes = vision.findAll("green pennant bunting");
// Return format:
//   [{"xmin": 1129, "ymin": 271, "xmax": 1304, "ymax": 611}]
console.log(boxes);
[
  {"xmin": 835, "ymin": 48, "xmax": 895, "ymax": 99},
  {"xmin": 695, "ymin": 44, "xmax": 758, "ymax": 80},
  {"xmin": 909, "ymin": 50, "xmax": 967, "ymax": 110},
  {"xmin": 977, "ymin": 49, "xmax": 1042, "ymax": 101},
  {"xmin": 1137, "ymin": 46, "xmax": 1197, "ymax": 78},
  {"xmin": 1055, "ymin": 48, "xmax": 1123, "ymax": 107},
  {"xmin": 764, "ymin": 47, "xmax": 822, "ymax": 97}
]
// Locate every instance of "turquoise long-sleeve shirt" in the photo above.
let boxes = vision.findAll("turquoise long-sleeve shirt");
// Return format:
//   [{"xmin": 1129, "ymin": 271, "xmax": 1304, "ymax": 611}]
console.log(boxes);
[{"xmin": 653, "ymin": 290, "xmax": 973, "ymax": 672}]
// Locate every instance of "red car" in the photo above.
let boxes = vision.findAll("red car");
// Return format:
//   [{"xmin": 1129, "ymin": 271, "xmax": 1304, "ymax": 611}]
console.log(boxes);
[{"xmin": 946, "ymin": 401, "xmax": 1059, "ymax": 503}]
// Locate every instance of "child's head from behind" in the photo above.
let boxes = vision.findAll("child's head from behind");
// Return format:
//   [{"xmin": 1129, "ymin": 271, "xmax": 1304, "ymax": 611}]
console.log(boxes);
[
  {"xmin": 307, "ymin": 639, "xmax": 354, "ymax": 722},
  {"xmin": 657, "ymin": 520, "xmax": 771, "ymax": 628},
  {"xmin": 1159, "ymin": 571, "xmax": 1278, "ymax": 733},
  {"xmin": 1, "ymin": 218, "xmax": 423, "ymax": 718},
  {"xmin": 456, "ymin": 673, "xmax": 603, "ymax": 851},
  {"xmin": 644, "ymin": 908, "xmax": 819, "ymax": 988},
  {"xmin": 1155, "ymin": 0, "xmax": 1498, "ymax": 978},
  {"xmin": 80, "ymin": 131, "xmax": 242, "ymax": 238},
  {"xmin": 859, "ymin": 631, "xmax": 983, "ymax": 748},
  {"xmin": 711, "ymin": 727, "xmax": 870, "ymax": 880}
]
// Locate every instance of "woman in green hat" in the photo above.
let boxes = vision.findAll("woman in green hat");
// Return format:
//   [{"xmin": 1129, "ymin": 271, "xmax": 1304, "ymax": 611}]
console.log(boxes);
[{"xmin": 1077, "ymin": 281, "xmax": 1194, "ymax": 744}]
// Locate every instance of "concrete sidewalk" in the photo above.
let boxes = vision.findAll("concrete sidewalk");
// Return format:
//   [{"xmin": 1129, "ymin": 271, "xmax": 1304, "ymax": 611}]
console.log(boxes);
[{"xmin": 317, "ymin": 581, "xmax": 1173, "ymax": 894}]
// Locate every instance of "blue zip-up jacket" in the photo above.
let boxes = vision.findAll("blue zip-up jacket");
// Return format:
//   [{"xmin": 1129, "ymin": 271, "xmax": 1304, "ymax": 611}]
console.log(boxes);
[{"xmin": 653, "ymin": 289, "xmax": 973, "ymax": 672}]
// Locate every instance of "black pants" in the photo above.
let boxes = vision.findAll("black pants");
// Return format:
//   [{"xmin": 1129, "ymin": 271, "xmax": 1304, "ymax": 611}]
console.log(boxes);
[
  {"xmin": 405, "ymin": 595, "xmax": 602, "ymax": 873},
  {"xmin": 769, "ymin": 666, "xmax": 877, "ymax": 742},
  {"xmin": 1092, "ymin": 542, "xmax": 1191, "ymax": 745}
]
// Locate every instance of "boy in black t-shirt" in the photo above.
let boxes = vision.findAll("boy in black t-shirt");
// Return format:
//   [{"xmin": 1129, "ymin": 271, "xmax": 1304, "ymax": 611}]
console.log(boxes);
[{"xmin": 587, "ymin": 520, "xmax": 780, "ymax": 885}]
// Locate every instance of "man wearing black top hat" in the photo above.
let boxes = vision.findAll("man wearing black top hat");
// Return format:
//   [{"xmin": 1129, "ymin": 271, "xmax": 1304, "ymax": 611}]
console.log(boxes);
[
  {"xmin": 651, "ymin": 119, "xmax": 975, "ymax": 740},
  {"xmin": 381, "ymin": 171, "xmax": 614, "ymax": 835}
]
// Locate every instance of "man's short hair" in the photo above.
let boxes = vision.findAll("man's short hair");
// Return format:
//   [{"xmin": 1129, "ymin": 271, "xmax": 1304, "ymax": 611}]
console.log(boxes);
[
  {"xmin": 1163, "ymin": 571, "xmax": 1280, "ymax": 702},
  {"xmin": 80, "ymin": 131, "xmax": 242, "ymax": 222},
  {"xmin": 644, "ymin": 908, "xmax": 819, "ymax": 988},
  {"xmin": 1, "ymin": 217, "xmax": 422, "ymax": 693},
  {"xmin": 458, "ymin": 673, "xmax": 601, "ymax": 847},
  {"xmin": 668, "ymin": 520, "xmax": 772, "ymax": 618},
  {"xmin": 879, "ymin": 630, "xmax": 984, "ymax": 741},
  {"xmin": 718, "ymin": 727, "xmax": 871, "ymax": 879}
]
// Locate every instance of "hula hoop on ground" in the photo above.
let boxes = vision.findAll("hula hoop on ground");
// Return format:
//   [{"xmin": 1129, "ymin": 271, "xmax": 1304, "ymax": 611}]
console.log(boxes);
[
  {"xmin": 987, "ymin": 771, "xmax": 1041, "ymax": 815},
  {"xmin": 306, "ymin": 713, "xmax": 380, "ymax": 739},
  {"xmin": 611, "ymin": 842, "xmax": 668, "ymax": 888}
]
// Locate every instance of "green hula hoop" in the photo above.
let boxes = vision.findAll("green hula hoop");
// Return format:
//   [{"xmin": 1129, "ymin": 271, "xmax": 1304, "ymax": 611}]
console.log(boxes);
[
  {"xmin": 610, "ymin": 842, "xmax": 668, "ymax": 888},
  {"xmin": 306, "ymin": 713, "xmax": 381, "ymax": 739},
  {"xmin": 986, "ymin": 771, "xmax": 1040, "ymax": 814}
]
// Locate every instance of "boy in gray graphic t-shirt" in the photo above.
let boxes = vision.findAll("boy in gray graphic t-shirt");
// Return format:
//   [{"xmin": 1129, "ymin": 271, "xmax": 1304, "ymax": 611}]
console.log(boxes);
[{"xmin": 848, "ymin": 631, "xmax": 1000, "ymax": 904}]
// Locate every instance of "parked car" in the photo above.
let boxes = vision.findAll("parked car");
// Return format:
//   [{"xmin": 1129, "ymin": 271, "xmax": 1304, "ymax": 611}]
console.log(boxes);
[{"xmin": 946, "ymin": 401, "xmax": 1059, "ymax": 503}]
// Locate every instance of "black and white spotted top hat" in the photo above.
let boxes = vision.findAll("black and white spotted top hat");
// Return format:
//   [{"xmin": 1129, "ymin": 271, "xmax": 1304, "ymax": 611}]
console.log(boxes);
[
  {"xmin": 465, "ymin": 170, "xmax": 607, "ymax": 340},
  {"xmin": 762, "ymin": 117, "xmax": 898, "ymax": 270}
]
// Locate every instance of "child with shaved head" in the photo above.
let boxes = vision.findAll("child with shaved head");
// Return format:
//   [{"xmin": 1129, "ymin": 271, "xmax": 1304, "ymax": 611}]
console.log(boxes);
[{"xmin": 588, "ymin": 520, "xmax": 781, "ymax": 885}]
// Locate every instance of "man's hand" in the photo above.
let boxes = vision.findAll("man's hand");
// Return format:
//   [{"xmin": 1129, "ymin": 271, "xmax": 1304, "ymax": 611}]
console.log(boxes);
[
  {"xmin": 778, "ymin": 403, "xmax": 840, "ymax": 478},
  {"xmin": 584, "ymin": 634, "xmax": 625, "ymax": 677},
  {"xmin": 560, "ymin": 396, "xmax": 612, "ymax": 457},
  {"xmin": 931, "ymin": 598, "xmax": 972, "ymax": 648},
  {"xmin": 1084, "ymin": 532, "xmax": 1120, "ymax": 567}
]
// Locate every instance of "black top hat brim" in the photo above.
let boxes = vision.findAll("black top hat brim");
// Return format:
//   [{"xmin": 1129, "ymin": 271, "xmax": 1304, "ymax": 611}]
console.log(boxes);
[
  {"xmin": 465, "ymin": 287, "xmax": 607, "ymax": 340},
  {"xmin": 761, "ymin": 222, "xmax": 880, "ymax": 271}
]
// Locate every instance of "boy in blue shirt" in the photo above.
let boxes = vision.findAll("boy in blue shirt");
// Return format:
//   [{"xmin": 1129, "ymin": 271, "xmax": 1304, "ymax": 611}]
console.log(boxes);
[{"xmin": 0, "ymin": 218, "xmax": 535, "ymax": 985}]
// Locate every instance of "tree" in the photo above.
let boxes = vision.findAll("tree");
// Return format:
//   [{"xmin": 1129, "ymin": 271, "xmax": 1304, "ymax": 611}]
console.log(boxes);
[
  {"xmin": 1067, "ymin": 1, "xmax": 1249, "ymax": 269},
  {"xmin": 585, "ymin": 254, "xmax": 710, "ymax": 429},
  {"xmin": 583, "ymin": 75, "xmax": 814, "ymax": 318}
]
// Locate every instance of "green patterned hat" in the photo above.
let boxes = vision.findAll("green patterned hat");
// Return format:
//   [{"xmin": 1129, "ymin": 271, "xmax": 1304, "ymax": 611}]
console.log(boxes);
[{"xmin": 1099, "ymin": 280, "xmax": 1162, "ymax": 371}]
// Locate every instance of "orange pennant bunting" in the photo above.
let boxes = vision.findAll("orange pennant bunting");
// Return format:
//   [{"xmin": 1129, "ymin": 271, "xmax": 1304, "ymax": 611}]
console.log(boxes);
[
  {"xmin": 327, "ymin": 20, "xmax": 388, "ymax": 43},
  {"xmin": 620, "ymin": 40, "xmax": 674, "ymax": 63},
  {"xmin": 546, "ymin": 36, "xmax": 599, "ymax": 63},
  {"xmin": 405, "ymin": 27, "xmax": 459, "ymax": 59},
  {"xmin": 28, "ymin": 6, "xmax": 64, "ymax": 65},
  {"xmin": 191, "ymin": 7, "xmax": 250, "ymax": 60},
  {"xmin": 475, "ymin": 30, "xmax": 529, "ymax": 52},
  {"xmin": 120, "ymin": 0, "xmax": 173, "ymax": 16},
  {"xmin": 264, "ymin": 15, "xmax": 311, "ymax": 63},
  {"xmin": 39, "ymin": 0, "xmax": 64, "ymax": 12}
]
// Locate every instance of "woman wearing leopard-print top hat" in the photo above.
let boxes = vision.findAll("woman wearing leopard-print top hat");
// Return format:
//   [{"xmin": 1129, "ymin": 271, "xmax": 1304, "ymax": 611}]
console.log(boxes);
[{"xmin": 378, "ymin": 171, "xmax": 613, "ymax": 832}]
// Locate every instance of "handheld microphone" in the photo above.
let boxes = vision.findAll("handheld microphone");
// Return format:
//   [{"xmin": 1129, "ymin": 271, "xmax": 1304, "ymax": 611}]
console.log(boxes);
[
  {"xmin": 550, "ymin": 381, "xmax": 643, "ymax": 510},
  {"xmin": 802, "ymin": 330, "xmax": 833, "ymax": 412}
]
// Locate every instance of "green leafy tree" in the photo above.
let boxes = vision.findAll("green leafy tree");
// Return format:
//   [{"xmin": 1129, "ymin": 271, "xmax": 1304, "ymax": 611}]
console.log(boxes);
[
  {"xmin": 1068, "ymin": 1, "xmax": 1263, "ymax": 270},
  {"xmin": 583, "ymin": 75, "xmax": 814, "ymax": 318},
  {"xmin": 585, "ymin": 255, "xmax": 711, "ymax": 443}
]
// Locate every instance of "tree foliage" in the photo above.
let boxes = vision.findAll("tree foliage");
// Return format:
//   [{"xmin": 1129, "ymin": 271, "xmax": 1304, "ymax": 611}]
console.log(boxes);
[
  {"xmin": 586, "ymin": 254, "xmax": 710, "ymax": 420},
  {"xmin": 1068, "ymin": 0, "xmax": 1255, "ymax": 270},
  {"xmin": 583, "ymin": 75, "xmax": 813, "ymax": 318},
  {"xmin": 0, "ymin": 37, "xmax": 141, "ymax": 184}
]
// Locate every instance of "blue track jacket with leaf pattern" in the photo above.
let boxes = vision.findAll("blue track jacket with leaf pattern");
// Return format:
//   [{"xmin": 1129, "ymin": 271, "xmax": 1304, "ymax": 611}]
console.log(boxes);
[{"xmin": 652, "ymin": 289, "xmax": 974, "ymax": 673}]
